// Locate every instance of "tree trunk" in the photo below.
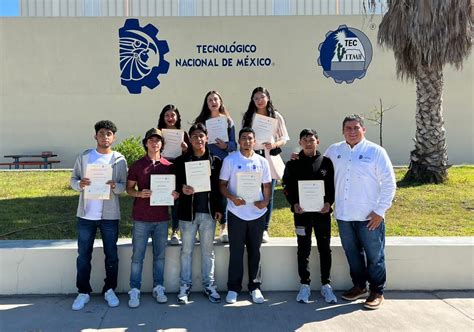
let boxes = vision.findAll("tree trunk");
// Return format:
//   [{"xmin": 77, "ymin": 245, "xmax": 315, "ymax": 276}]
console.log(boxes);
[{"xmin": 404, "ymin": 66, "xmax": 449, "ymax": 184}]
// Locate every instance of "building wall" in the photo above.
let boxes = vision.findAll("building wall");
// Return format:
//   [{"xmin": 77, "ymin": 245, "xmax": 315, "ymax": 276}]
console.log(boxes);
[{"xmin": 0, "ymin": 16, "xmax": 472, "ymax": 167}]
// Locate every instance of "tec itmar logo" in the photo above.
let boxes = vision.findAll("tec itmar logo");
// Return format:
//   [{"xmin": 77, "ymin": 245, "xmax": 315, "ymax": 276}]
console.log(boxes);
[
  {"xmin": 317, "ymin": 25, "xmax": 372, "ymax": 84},
  {"xmin": 119, "ymin": 19, "xmax": 170, "ymax": 94}
]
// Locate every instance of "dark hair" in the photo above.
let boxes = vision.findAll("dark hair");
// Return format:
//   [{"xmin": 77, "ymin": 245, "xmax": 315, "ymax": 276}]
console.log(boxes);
[
  {"xmin": 242, "ymin": 87, "xmax": 276, "ymax": 128},
  {"xmin": 188, "ymin": 123, "xmax": 208, "ymax": 137},
  {"xmin": 142, "ymin": 135, "xmax": 163, "ymax": 152},
  {"xmin": 342, "ymin": 114, "xmax": 365, "ymax": 128},
  {"xmin": 299, "ymin": 128, "xmax": 318, "ymax": 140},
  {"xmin": 94, "ymin": 120, "xmax": 117, "ymax": 134},
  {"xmin": 157, "ymin": 104, "xmax": 182, "ymax": 129},
  {"xmin": 238, "ymin": 127, "xmax": 255, "ymax": 139},
  {"xmin": 194, "ymin": 90, "xmax": 231, "ymax": 125}
]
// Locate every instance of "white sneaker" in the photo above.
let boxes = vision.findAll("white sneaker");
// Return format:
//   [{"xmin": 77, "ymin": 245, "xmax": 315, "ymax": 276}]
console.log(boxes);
[
  {"xmin": 104, "ymin": 288, "xmax": 120, "ymax": 307},
  {"xmin": 321, "ymin": 284, "xmax": 337, "ymax": 303},
  {"xmin": 262, "ymin": 231, "xmax": 270, "ymax": 243},
  {"xmin": 177, "ymin": 284, "xmax": 191, "ymax": 304},
  {"xmin": 219, "ymin": 225, "xmax": 229, "ymax": 243},
  {"xmin": 225, "ymin": 291, "xmax": 238, "ymax": 304},
  {"xmin": 152, "ymin": 285, "xmax": 168, "ymax": 303},
  {"xmin": 169, "ymin": 230, "xmax": 180, "ymax": 246},
  {"xmin": 72, "ymin": 293, "xmax": 90, "ymax": 311},
  {"xmin": 204, "ymin": 285, "xmax": 221, "ymax": 303},
  {"xmin": 296, "ymin": 284, "xmax": 311, "ymax": 304},
  {"xmin": 128, "ymin": 288, "xmax": 140, "ymax": 308},
  {"xmin": 250, "ymin": 289, "xmax": 265, "ymax": 304}
]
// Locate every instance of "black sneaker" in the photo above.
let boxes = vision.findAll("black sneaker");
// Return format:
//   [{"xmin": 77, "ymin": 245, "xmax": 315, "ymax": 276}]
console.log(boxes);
[
  {"xmin": 204, "ymin": 285, "xmax": 221, "ymax": 303},
  {"xmin": 177, "ymin": 285, "xmax": 191, "ymax": 304}
]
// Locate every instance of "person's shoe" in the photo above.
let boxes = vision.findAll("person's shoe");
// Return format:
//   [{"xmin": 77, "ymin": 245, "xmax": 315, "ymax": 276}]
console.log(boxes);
[
  {"xmin": 72, "ymin": 293, "xmax": 90, "ymax": 311},
  {"xmin": 128, "ymin": 288, "xmax": 140, "ymax": 308},
  {"xmin": 262, "ymin": 230, "xmax": 270, "ymax": 243},
  {"xmin": 169, "ymin": 230, "xmax": 180, "ymax": 246},
  {"xmin": 250, "ymin": 289, "xmax": 265, "ymax": 304},
  {"xmin": 341, "ymin": 285, "xmax": 368, "ymax": 301},
  {"xmin": 204, "ymin": 285, "xmax": 221, "ymax": 303},
  {"xmin": 177, "ymin": 284, "xmax": 191, "ymax": 304},
  {"xmin": 225, "ymin": 291, "xmax": 238, "ymax": 304},
  {"xmin": 152, "ymin": 285, "xmax": 168, "ymax": 303},
  {"xmin": 104, "ymin": 288, "xmax": 120, "ymax": 307},
  {"xmin": 296, "ymin": 284, "xmax": 311, "ymax": 304},
  {"xmin": 364, "ymin": 292, "xmax": 384, "ymax": 310},
  {"xmin": 321, "ymin": 284, "xmax": 337, "ymax": 303},
  {"xmin": 219, "ymin": 224, "xmax": 229, "ymax": 243}
]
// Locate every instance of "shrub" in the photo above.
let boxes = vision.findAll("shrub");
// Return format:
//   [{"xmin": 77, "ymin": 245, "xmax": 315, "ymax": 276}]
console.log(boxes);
[{"xmin": 113, "ymin": 136, "xmax": 145, "ymax": 167}]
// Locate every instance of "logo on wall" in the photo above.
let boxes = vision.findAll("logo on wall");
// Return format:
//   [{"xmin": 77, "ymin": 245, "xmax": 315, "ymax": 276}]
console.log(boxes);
[
  {"xmin": 119, "ymin": 19, "xmax": 170, "ymax": 94},
  {"xmin": 317, "ymin": 25, "xmax": 372, "ymax": 84}
]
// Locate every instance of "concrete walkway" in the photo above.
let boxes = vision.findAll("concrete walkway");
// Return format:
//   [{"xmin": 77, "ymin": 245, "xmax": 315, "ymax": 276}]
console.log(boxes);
[{"xmin": 1, "ymin": 291, "xmax": 472, "ymax": 331}]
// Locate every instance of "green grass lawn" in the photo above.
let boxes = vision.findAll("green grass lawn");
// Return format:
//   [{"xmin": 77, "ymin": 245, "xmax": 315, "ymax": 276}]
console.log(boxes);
[{"xmin": 0, "ymin": 167, "xmax": 473, "ymax": 239}]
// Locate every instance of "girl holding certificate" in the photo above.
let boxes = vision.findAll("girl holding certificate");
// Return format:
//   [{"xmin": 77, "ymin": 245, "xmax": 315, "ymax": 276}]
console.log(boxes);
[
  {"xmin": 194, "ymin": 90, "xmax": 237, "ymax": 243},
  {"xmin": 242, "ymin": 87, "xmax": 290, "ymax": 243},
  {"xmin": 157, "ymin": 104, "xmax": 190, "ymax": 245}
]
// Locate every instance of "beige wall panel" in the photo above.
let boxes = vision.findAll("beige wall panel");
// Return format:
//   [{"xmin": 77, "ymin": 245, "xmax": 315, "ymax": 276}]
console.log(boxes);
[{"xmin": 0, "ymin": 16, "xmax": 472, "ymax": 167}]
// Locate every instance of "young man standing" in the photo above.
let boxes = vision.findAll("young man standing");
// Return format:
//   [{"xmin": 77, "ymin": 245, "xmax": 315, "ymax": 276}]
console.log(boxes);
[
  {"xmin": 325, "ymin": 114, "xmax": 396, "ymax": 310},
  {"xmin": 219, "ymin": 127, "xmax": 272, "ymax": 304},
  {"xmin": 174, "ymin": 123, "xmax": 224, "ymax": 304},
  {"xmin": 282, "ymin": 129, "xmax": 337, "ymax": 304},
  {"xmin": 126, "ymin": 128, "xmax": 178, "ymax": 308},
  {"xmin": 70, "ymin": 120, "xmax": 127, "ymax": 311}
]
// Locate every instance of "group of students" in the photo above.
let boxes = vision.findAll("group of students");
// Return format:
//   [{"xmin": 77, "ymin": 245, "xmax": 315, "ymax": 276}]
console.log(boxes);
[{"xmin": 70, "ymin": 87, "xmax": 396, "ymax": 312}]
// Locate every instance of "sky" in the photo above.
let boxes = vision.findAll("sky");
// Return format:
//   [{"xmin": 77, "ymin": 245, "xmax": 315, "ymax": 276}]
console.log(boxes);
[{"xmin": 0, "ymin": 0, "xmax": 19, "ymax": 16}]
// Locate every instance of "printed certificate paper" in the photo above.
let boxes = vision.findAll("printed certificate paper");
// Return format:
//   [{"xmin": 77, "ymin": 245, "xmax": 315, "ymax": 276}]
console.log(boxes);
[
  {"xmin": 236, "ymin": 172, "xmax": 262, "ymax": 203},
  {"xmin": 150, "ymin": 174, "xmax": 176, "ymax": 206},
  {"xmin": 298, "ymin": 180, "xmax": 325, "ymax": 212},
  {"xmin": 84, "ymin": 164, "xmax": 112, "ymax": 200},
  {"xmin": 206, "ymin": 117, "xmax": 229, "ymax": 143},
  {"xmin": 252, "ymin": 113, "xmax": 277, "ymax": 149},
  {"xmin": 185, "ymin": 160, "xmax": 211, "ymax": 193},
  {"xmin": 162, "ymin": 129, "xmax": 184, "ymax": 159}
]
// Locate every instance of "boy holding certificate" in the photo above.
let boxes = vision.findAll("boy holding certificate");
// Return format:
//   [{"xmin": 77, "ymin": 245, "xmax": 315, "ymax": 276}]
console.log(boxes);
[
  {"xmin": 174, "ymin": 123, "xmax": 224, "ymax": 304},
  {"xmin": 219, "ymin": 127, "xmax": 272, "ymax": 304},
  {"xmin": 70, "ymin": 120, "xmax": 128, "ymax": 311},
  {"xmin": 126, "ymin": 128, "xmax": 179, "ymax": 308},
  {"xmin": 282, "ymin": 129, "xmax": 337, "ymax": 304}
]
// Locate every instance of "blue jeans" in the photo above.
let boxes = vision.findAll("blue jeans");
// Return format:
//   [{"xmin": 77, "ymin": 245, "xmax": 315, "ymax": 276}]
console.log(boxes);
[
  {"xmin": 129, "ymin": 221, "xmax": 168, "ymax": 289},
  {"xmin": 179, "ymin": 213, "xmax": 217, "ymax": 287},
  {"xmin": 264, "ymin": 179, "xmax": 277, "ymax": 231},
  {"xmin": 76, "ymin": 217, "xmax": 118, "ymax": 294},
  {"xmin": 337, "ymin": 219, "xmax": 386, "ymax": 294}
]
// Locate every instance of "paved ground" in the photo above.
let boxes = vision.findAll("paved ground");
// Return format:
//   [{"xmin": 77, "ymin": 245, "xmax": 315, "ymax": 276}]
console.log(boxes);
[{"xmin": 0, "ymin": 291, "xmax": 472, "ymax": 331}]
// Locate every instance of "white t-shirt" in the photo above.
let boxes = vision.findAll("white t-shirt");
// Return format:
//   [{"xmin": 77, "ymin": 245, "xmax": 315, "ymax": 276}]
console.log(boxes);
[
  {"xmin": 84, "ymin": 149, "xmax": 114, "ymax": 220},
  {"xmin": 219, "ymin": 151, "xmax": 272, "ymax": 221}
]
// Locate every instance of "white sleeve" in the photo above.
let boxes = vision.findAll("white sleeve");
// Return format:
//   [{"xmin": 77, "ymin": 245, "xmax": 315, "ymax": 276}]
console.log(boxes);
[
  {"xmin": 323, "ymin": 145, "xmax": 335, "ymax": 161},
  {"xmin": 261, "ymin": 158, "xmax": 272, "ymax": 183},
  {"xmin": 219, "ymin": 157, "xmax": 232, "ymax": 181},
  {"xmin": 274, "ymin": 112, "xmax": 290, "ymax": 142},
  {"xmin": 374, "ymin": 147, "xmax": 396, "ymax": 217}
]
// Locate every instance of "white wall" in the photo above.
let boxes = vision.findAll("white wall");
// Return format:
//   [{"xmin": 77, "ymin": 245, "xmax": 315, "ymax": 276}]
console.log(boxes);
[{"xmin": 0, "ymin": 16, "xmax": 472, "ymax": 167}]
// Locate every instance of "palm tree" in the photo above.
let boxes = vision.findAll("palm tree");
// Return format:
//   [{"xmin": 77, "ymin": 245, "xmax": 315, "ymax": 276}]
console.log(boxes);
[{"xmin": 376, "ymin": 0, "xmax": 472, "ymax": 183}]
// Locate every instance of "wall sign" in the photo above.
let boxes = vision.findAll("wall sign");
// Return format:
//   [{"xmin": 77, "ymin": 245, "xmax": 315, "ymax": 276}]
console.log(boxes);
[{"xmin": 317, "ymin": 25, "xmax": 372, "ymax": 84}]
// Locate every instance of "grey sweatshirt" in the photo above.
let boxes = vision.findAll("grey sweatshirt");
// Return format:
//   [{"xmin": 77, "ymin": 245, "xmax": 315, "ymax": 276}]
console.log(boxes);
[{"xmin": 70, "ymin": 149, "xmax": 128, "ymax": 220}]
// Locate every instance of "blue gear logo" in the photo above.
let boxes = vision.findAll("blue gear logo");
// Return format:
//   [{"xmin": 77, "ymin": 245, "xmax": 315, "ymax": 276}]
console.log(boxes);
[
  {"xmin": 119, "ymin": 19, "xmax": 169, "ymax": 94},
  {"xmin": 317, "ymin": 25, "xmax": 372, "ymax": 84}
]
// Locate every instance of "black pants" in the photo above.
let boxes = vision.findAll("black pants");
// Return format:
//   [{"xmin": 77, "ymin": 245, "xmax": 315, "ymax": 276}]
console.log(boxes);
[
  {"xmin": 227, "ymin": 211, "xmax": 265, "ymax": 292},
  {"xmin": 295, "ymin": 213, "xmax": 332, "ymax": 285}
]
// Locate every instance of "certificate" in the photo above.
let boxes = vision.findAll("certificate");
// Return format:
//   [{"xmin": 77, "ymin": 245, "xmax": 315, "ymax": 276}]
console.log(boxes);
[
  {"xmin": 252, "ymin": 113, "xmax": 277, "ymax": 149},
  {"xmin": 150, "ymin": 174, "xmax": 176, "ymax": 206},
  {"xmin": 298, "ymin": 180, "xmax": 325, "ymax": 212},
  {"xmin": 161, "ymin": 129, "xmax": 184, "ymax": 159},
  {"xmin": 185, "ymin": 160, "xmax": 211, "ymax": 193},
  {"xmin": 206, "ymin": 116, "xmax": 229, "ymax": 143},
  {"xmin": 236, "ymin": 172, "xmax": 262, "ymax": 203},
  {"xmin": 84, "ymin": 164, "xmax": 112, "ymax": 200}
]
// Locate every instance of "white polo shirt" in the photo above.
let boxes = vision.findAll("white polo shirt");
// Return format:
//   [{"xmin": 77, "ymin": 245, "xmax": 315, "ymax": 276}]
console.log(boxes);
[
  {"xmin": 324, "ymin": 139, "xmax": 396, "ymax": 221},
  {"xmin": 219, "ymin": 151, "xmax": 272, "ymax": 221}
]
